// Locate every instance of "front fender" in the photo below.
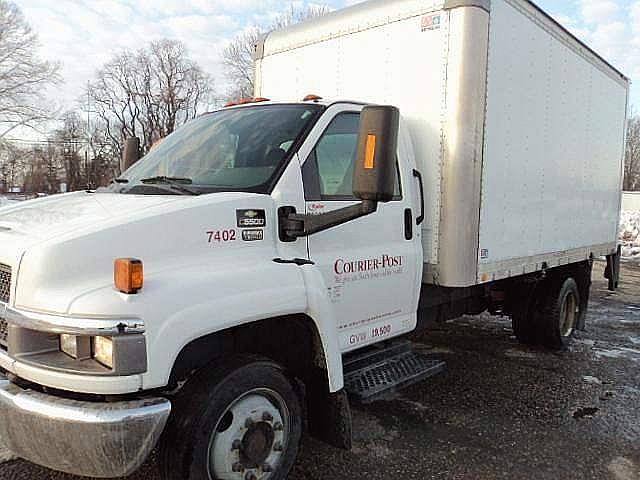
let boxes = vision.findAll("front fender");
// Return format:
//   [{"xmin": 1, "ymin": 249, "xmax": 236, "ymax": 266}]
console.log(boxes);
[
  {"xmin": 299, "ymin": 264, "xmax": 344, "ymax": 392},
  {"xmin": 68, "ymin": 258, "xmax": 343, "ymax": 394}
]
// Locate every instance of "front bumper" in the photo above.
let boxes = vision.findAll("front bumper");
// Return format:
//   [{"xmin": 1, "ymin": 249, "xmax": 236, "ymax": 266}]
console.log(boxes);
[{"xmin": 0, "ymin": 376, "xmax": 171, "ymax": 478}]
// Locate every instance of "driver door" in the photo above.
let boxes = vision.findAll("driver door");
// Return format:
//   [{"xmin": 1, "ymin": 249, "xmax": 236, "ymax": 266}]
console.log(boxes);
[{"xmin": 301, "ymin": 106, "xmax": 421, "ymax": 352}]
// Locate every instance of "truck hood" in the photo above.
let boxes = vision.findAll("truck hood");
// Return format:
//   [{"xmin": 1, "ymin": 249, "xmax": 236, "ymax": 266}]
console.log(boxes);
[
  {"xmin": 11, "ymin": 191, "xmax": 279, "ymax": 314},
  {"xmin": 0, "ymin": 192, "xmax": 181, "ymax": 240}
]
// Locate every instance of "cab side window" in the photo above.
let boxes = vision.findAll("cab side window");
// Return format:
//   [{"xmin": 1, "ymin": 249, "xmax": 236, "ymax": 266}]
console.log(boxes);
[{"xmin": 303, "ymin": 112, "xmax": 401, "ymax": 201}]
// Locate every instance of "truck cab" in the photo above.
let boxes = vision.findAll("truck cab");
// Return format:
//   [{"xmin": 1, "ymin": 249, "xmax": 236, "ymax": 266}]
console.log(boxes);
[{"xmin": 0, "ymin": 99, "xmax": 427, "ymax": 479}]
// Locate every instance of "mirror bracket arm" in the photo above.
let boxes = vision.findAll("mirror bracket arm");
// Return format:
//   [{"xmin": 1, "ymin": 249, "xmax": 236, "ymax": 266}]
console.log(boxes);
[{"xmin": 284, "ymin": 200, "xmax": 378, "ymax": 238}]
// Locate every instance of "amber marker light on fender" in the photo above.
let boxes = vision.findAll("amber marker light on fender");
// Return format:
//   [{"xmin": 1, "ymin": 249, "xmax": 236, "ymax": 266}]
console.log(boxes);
[{"xmin": 114, "ymin": 258, "xmax": 144, "ymax": 294}]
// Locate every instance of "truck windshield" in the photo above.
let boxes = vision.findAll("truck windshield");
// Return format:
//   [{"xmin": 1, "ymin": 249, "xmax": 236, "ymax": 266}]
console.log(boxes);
[{"xmin": 116, "ymin": 104, "xmax": 323, "ymax": 195}]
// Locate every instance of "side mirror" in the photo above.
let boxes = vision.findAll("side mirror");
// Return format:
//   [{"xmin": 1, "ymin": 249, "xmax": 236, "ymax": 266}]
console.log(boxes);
[
  {"xmin": 353, "ymin": 105, "xmax": 399, "ymax": 203},
  {"xmin": 280, "ymin": 104, "xmax": 401, "ymax": 240},
  {"xmin": 121, "ymin": 137, "xmax": 140, "ymax": 172}
]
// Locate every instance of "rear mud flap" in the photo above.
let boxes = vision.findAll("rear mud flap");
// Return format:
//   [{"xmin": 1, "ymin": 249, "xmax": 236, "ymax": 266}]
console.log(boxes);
[{"xmin": 604, "ymin": 245, "xmax": 621, "ymax": 292}]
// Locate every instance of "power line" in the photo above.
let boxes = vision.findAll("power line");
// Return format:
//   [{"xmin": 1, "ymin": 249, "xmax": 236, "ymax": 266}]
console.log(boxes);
[{"xmin": 3, "ymin": 138, "xmax": 113, "ymax": 147}]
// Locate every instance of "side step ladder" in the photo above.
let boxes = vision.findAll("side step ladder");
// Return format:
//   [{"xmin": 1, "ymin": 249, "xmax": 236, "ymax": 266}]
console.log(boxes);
[{"xmin": 343, "ymin": 341, "xmax": 445, "ymax": 403}]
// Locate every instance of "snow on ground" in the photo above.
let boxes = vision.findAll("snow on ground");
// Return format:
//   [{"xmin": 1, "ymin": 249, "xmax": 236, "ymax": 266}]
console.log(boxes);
[
  {"xmin": 0, "ymin": 195, "xmax": 29, "ymax": 207},
  {"xmin": 620, "ymin": 210, "xmax": 640, "ymax": 260}
]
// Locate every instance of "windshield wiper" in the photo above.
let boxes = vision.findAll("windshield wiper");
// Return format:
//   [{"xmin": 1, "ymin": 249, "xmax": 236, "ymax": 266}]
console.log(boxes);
[
  {"xmin": 140, "ymin": 176, "xmax": 200, "ymax": 196},
  {"xmin": 112, "ymin": 178, "xmax": 129, "ymax": 184}
]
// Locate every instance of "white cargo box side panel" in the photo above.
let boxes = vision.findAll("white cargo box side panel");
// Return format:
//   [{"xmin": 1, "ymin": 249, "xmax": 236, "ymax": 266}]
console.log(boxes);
[
  {"xmin": 256, "ymin": 0, "xmax": 449, "ymax": 265},
  {"xmin": 478, "ymin": 0, "xmax": 628, "ymax": 281}
]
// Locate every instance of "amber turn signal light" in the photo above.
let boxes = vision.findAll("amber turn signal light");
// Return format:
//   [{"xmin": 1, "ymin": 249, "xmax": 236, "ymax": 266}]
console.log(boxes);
[
  {"xmin": 114, "ymin": 258, "xmax": 143, "ymax": 294},
  {"xmin": 364, "ymin": 134, "xmax": 376, "ymax": 170}
]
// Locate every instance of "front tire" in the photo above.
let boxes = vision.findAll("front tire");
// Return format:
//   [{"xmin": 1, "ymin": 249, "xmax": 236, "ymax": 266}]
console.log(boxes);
[{"xmin": 159, "ymin": 355, "xmax": 302, "ymax": 480}]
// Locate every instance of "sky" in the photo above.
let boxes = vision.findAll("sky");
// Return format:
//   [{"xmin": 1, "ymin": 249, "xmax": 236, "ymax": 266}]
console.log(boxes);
[{"xmin": 12, "ymin": 0, "xmax": 640, "ymax": 136}]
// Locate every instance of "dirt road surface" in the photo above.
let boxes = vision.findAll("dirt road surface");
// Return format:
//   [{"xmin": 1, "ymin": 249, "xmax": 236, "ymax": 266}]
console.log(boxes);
[{"xmin": 1, "ymin": 261, "xmax": 638, "ymax": 479}]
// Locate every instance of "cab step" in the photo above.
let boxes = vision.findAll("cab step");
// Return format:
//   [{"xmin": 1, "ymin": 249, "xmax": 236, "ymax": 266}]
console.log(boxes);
[{"xmin": 343, "ymin": 341, "xmax": 445, "ymax": 403}]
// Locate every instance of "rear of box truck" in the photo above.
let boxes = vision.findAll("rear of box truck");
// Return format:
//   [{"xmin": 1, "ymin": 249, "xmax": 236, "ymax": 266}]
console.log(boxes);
[{"xmin": 256, "ymin": 0, "xmax": 628, "ymax": 288}]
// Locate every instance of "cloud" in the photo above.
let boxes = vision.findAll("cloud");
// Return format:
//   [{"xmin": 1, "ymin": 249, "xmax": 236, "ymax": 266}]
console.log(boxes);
[
  {"xmin": 579, "ymin": 0, "xmax": 620, "ymax": 24},
  {"xmin": 16, "ymin": 0, "xmax": 347, "ymax": 123},
  {"xmin": 13, "ymin": 0, "xmax": 640, "ymax": 136},
  {"xmin": 549, "ymin": 0, "xmax": 640, "ymax": 109}
]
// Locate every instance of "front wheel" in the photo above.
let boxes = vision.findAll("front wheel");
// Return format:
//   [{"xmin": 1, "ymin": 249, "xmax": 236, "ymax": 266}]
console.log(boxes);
[{"xmin": 159, "ymin": 356, "xmax": 302, "ymax": 480}]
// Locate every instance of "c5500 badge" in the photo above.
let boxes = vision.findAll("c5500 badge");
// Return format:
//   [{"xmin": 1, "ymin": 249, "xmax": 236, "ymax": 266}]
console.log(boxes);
[{"xmin": 237, "ymin": 209, "xmax": 266, "ymax": 228}]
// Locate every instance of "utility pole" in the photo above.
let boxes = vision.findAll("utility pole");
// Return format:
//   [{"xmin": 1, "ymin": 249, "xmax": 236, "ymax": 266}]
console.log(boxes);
[{"xmin": 85, "ymin": 81, "xmax": 91, "ymax": 188}]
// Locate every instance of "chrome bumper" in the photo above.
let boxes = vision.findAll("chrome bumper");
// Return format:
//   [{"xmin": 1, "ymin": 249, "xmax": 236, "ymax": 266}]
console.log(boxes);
[{"xmin": 0, "ymin": 376, "xmax": 171, "ymax": 478}]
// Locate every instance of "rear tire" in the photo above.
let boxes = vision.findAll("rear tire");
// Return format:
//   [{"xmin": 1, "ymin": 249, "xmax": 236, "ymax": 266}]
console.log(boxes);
[
  {"xmin": 536, "ymin": 277, "xmax": 580, "ymax": 350},
  {"xmin": 159, "ymin": 355, "xmax": 303, "ymax": 480}
]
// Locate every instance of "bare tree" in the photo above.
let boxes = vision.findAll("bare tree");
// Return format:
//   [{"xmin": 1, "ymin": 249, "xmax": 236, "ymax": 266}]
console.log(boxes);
[
  {"xmin": 36, "ymin": 140, "xmax": 61, "ymax": 193},
  {"xmin": 222, "ymin": 4, "xmax": 330, "ymax": 101},
  {"xmin": 624, "ymin": 113, "xmax": 640, "ymax": 191},
  {"xmin": 0, "ymin": 0, "xmax": 60, "ymax": 139},
  {"xmin": 0, "ymin": 142, "xmax": 22, "ymax": 191},
  {"xmin": 54, "ymin": 111, "xmax": 85, "ymax": 191},
  {"xmin": 88, "ymin": 39, "xmax": 214, "ymax": 166}
]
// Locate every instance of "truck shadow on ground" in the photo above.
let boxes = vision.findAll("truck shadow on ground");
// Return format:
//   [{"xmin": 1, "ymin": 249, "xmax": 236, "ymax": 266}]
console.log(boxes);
[{"xmin": 1, "ymin": 263, "xmax": 639, "ymax": 480}]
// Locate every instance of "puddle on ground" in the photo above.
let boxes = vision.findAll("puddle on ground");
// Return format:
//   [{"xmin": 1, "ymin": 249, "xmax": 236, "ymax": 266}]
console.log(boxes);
[
  {"xmin": 573, "ymin": 407, "xmax": 599, "ymax": 419},
  {"xmin": 504, "ymin": 348, "xmax": 538, "ymax": 360}
]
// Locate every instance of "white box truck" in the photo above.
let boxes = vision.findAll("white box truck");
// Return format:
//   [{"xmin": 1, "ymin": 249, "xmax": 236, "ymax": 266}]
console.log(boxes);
[{"xmin": 0, "ymin": 0, "xmax": 628, "ymax": 478}]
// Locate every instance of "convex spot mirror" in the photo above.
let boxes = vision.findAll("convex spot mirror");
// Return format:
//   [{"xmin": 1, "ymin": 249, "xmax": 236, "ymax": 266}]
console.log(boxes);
[{"xmin": 353, "ymin": 105, "xmax": 399, "ymax": 203}]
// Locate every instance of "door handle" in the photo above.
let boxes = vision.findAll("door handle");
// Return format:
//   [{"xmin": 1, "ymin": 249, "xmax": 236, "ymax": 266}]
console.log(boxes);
[
  {"xmin": 404, "ymin": 209, "xmax": 413, "ymax": 240},
  {"xmin": 413, "ymin": 169, "xmax": 425, "ymax": 225}
]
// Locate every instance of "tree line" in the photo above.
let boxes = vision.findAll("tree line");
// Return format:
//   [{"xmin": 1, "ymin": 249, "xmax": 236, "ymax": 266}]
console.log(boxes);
[{"xmin": 1, "ymin": 0, "xmax": 639, "ymax": 194}]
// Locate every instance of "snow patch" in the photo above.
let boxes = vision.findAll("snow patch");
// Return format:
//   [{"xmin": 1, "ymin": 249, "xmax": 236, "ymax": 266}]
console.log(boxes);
[
  {"xmin": 0, "ymin": 443, "xmax": 16, "ymax": 463},
  {"xmin": 594, "ymin": 346, "xmax": 640, "ymax": 361},
  {"xmin": 583, "ymin": 375, "xmax": 603, "ymax": 385},
  {"xmin": 620, "ymin": 210, "xmax": 640, "ymax": 259}
]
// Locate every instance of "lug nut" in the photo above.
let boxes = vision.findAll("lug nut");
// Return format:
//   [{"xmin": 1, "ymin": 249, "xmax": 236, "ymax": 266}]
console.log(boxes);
[
  {"xmin": 232, "ymin": 462, "xmax": 244, "ymax": 473},
  {"xmin": 245, "ymin": 472, "xmax": 257, "ymax": 480},
  {"xmin": 273, "ymin": 422, "xmax": 283, "ymax": 431},
  {"xmin": 273, "ymin": 441, "xmax": 283, "ymax": 452},
  {"xmin": 232, "ymin": 439, "xmax": 242, "ymax": 451},
  {"xmin": 262, "ymin": 412, "xmax": 274, "ymax": 422},
  {"xmin": 262, "ymin": 463, "xmax": 273, "ymax": 472}
]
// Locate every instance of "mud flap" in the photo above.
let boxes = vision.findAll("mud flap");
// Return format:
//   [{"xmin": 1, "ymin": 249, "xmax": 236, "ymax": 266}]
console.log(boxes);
[
  {"xmin": 604, "ymin": 245, "xmax": 621, "ymax": 292},
  {"xmin": 306, "ymin": 387, "xmax": 352, "ymax": 450}
]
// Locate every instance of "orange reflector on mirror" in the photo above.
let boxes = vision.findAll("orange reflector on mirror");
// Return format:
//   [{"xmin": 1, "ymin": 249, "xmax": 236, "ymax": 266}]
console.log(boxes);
[{"xmin": 365, "ymin": 134, "xmax": 376, "ymax": 169}]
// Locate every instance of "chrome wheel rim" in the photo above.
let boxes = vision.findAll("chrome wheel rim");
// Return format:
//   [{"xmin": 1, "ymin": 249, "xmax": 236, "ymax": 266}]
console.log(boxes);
[
  {"xmin": 559, "ymin": 291, "xmax": 578, "ymax": 338},
  {"xmin": 208, "ymin": 388, "xmax": 290, "ymax": 480}
]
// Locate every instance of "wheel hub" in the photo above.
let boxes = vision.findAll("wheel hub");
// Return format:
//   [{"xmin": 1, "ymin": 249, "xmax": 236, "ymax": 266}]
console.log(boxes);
[
  {"xmin": 241, "ymin": 422, "xmax": 275, "ymax": 467},
  {"xmin": 560, "ymin": 291, "xmax": 578, "ymax": 337},
  {"xmin": 208, "ymin": 391, "xmax": 289, "ymax": 480}
]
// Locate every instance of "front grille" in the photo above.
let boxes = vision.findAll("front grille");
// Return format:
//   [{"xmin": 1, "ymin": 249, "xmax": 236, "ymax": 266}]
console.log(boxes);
[
  {"xmin": 0, "ymin": 318, "xmax": 6, "ymax": 348},
  {"xmin": 0, "ymin": 263, "xmax": 10, "ymax": 304}
]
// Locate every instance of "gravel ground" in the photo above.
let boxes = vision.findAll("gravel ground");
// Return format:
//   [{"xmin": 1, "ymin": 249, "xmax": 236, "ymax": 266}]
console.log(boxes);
[{"xmin": 1, "ymin": 261, "xmax": 639, "ymax": 479}]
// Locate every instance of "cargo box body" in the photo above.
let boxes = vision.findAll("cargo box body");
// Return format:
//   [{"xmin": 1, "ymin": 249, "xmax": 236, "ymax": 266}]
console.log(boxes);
[{"xmin": 255, "ymin": 0, "xmax": 629, "ymax": 288}]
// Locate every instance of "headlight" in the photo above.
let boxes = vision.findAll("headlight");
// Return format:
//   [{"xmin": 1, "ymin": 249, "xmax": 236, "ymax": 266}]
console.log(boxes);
[
  {"xmin": 60, "ymin": 334, "xmax": 91, "ymax": 360},
  {"xmin": 93, "ymin": 336, "xmax": 114, "ymax": 368},
  {"xmin": 60, "ymin": 334, "xmax": 113, "ymax": 368}
]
